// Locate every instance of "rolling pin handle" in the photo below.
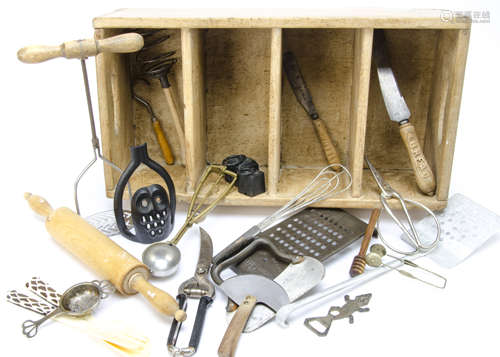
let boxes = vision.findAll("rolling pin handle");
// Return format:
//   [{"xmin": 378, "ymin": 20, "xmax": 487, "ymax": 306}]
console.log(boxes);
[{"xmin": 24, "ymin": 193, "xmax": 54, "ymax": 218}]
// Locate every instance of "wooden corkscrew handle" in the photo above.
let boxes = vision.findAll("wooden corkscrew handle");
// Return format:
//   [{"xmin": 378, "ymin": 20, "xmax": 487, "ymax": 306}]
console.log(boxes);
[
  {"xmin": 17, "ymin": 33, "xmax": 144, "ymax": 63},
  {"xmin": 399, "ymin": 122, "xmax": 436, "ymax": 196}
]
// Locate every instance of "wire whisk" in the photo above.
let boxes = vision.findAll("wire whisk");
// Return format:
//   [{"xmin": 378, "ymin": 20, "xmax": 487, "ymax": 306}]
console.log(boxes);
[{"xmin": 258, "ymin": 164, "xmax": 352, "ymax": 231}]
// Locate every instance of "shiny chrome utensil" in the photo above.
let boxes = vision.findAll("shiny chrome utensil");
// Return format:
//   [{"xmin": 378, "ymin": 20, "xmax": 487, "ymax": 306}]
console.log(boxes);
[
  {"xmin": 142, "ymin": 242, "xmax": 182, "ymax": 278},
  {"xmin": 365, "ymin": 157, "xmax": 440, "ymax": 256},
  {"xmin": 22, "ymin": 280, "xmax": 113, "ymax": 338},
  {"xmin": 143, "ymin": 165, "xmax": 237, "ymax": 278}
]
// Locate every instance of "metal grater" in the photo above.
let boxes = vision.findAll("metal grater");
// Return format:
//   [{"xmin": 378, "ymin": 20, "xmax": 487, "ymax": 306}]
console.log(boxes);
[{"xmin": 234, "ymin": 208, "xmax": 367, "ymax": 279}]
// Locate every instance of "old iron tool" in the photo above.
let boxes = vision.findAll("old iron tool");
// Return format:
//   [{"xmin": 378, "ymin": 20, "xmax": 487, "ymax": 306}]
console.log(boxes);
[
  {"xmin": 17, "ymin": 34, "xmax": 143, "ymax": 232},
  {"xmin": 213, "ymin": 164, "xmax": 352, "ymax": 271},
  {"xmin": 304, "ymin": 293, "xmax": 372, "ymax": 337},
  {"xmin": 167, "ymin": 228, "xmax": 215, "ymax": 356},
  {"xmin": 365, "ymin": 157, "xmax": 440, "ymax": 256},
  {"xmin": 372, "ymin": 29, "xmax": 436, "ymax": 195},
  {"xmin": 283, "ymin": 51, "xmax": 342, "ymax": 169},
  {"xmin": 114, "ymin": 143, "xmax": 176, "ymax": 244},
  {"xmin": 234, "ymin": 208, "xmax": 367, "ymax": 280}
]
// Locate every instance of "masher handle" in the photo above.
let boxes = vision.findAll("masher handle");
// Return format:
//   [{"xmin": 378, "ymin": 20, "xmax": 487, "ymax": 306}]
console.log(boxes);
[{"xmin": 17, "ymin": 33, "xmax": 144, "ymax": 63}]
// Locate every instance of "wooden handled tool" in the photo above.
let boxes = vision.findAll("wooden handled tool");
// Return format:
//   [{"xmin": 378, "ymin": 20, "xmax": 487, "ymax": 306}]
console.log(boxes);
[
  {"xmin": 399, "ymin": 122, "xmax": 436, "ymax": 195},
  {"xmin": 134, "ymin": 94, "xmax": 174, "ymax": 165},
  {"xmin": 162, "ymin": 87, "xmax": 186, "ymax": 163},
  {"xmin": 24, "ymin": 193, "xmax": 186, "ymax": 322},
  {"xmin": 152, "ymin": 120, "xmax": 175, "ymax": 164},
  {"xmin": 373, "ymin": 29, "xmax": 436, "ymax": 195},
  {"xmin": 17, "ymin": 33, "xmax": 144, "ymax": 63},
  {"xmin": 283, "ymin": 51, "xmax": 342, "ymax": 171},
  {"xmin": 217, "ymin": 275, "xmax": 289, "ymax": 357},
  {"xmin": 349, "ymin": 208, "xmax": 380, "ymax": 277}
]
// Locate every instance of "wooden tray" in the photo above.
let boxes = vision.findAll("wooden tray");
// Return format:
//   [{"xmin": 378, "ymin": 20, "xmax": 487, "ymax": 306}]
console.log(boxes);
[{"xmin": 93, "ymin": 9, "xmax": 471, "ymax": 209}]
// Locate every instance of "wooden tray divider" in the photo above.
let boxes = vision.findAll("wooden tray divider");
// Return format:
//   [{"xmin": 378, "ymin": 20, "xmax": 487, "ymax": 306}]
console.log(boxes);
[
  {"xmin": 349, "ymin": 28, "xmax": 373, "ymax": 197},
  {"xmin": 267, "ymin": 28, "xmax": 283, "ymax": 195},
  {"xmin": 426, "ymin": 29, "xmax": 470, "ymax": 200},
  {"xmin": 181, "ymin": 28, "xmax": 206, "ymax": 193},
  {"xmin": 95, "ymin": 28, "xmax": 135, "ymax": 197}
]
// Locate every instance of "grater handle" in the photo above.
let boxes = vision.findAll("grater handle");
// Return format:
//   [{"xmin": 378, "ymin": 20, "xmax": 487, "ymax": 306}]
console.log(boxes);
[
  {"xmin": 212, "ymin": 225, "xmax": 260, "ymax": 267},
  {"xmin": 211, "ymin": 238, "xmax": 301, "ymax": 285}
]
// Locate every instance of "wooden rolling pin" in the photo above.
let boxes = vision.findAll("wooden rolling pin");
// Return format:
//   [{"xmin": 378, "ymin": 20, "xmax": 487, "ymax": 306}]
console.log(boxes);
[
  {"xmin": 17, "ymin": 33, "xmax": 144, "ymax": 63},
  {"xmin": 25, "ymin": 193, "xmax": 186, "ymax": 322}
]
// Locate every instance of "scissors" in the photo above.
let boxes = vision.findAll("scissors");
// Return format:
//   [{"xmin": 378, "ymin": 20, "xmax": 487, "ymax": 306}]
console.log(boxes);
[{"xmin": 365, "ymin": 157, "xmax": 440, "ymax": 256}]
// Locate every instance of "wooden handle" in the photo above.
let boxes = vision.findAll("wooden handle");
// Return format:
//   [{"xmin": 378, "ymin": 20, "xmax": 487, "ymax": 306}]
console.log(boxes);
[
  {"xmin": 349, "ymin": 208, "xmax": 381, "ymax": 277},
  {"xmin": 359, "ymin": 208, "xmax": 381, "ymax": 256},
  {"xmin": 312, "ymin": 119, "xmax": 342, "ymax": 171},
  {"xmin": 24, "ymin": 193, "xmax": 182, "ymax": 321},
  {"xmin": 17, "ymin": 33, "xmax": 144, "ymax": 63},
  {"xmin": 152, "ymin": 120, "xmax": 174, "ymax": 164},
  {"xmin": 399, "ymin": 122, "xmax": 436, "ymax": 195},
  {"xmin": 24, "ymin": 193, "xmax": 54, "ymax": 218},
  {"xmin": 130, "ymin": 274, "xmax": 186, "ymax": 322},
  {"xmin": 218, "ymin": 295, "xmax": 257, "ymax": 357},
  {"xmin": 162, "ymin": 87, "xmax": 186, "ymax": 163}
]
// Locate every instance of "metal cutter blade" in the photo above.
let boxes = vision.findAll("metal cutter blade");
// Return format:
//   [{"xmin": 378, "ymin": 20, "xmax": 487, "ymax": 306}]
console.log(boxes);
[{"xmin": 373, "ymin": 29, "xmax": 411, "ymax": 124}]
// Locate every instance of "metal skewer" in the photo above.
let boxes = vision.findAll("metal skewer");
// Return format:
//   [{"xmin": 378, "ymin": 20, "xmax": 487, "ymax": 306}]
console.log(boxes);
[{"xmin": 74, "ymin": 58, "xmax": 132, "ymax": 215}]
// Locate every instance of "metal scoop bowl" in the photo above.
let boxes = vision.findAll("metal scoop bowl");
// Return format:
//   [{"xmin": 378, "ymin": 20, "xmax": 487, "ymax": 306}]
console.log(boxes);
[{"xmin": 22, "ymin": 280, "xmax": 114, "ymax": 338}]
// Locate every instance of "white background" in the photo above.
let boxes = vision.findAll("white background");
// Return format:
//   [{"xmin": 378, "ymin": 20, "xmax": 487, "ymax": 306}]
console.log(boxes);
[{"xmin": 2, "ymin": 1, "xmax": 499, "ymax": 356}]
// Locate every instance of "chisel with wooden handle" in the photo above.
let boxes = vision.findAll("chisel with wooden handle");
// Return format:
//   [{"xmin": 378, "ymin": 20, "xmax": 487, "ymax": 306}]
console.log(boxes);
[
  {"xmin": 283, "ymin": 51, "xmax": 342, "ymax": 171},
  {"xmin": 17, "ymin": 33, "xmax": 144, "ymax": 63},
  {"xmin": 372, "ymin": 29, "xmax": 436, "ymax": 195},
  {"xmin": 24, "ymin": 193, "xmax": 186, "ymax": 322}
]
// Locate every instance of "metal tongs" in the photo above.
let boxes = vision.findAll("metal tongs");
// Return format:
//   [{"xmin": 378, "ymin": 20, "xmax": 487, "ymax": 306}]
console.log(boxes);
[
  {"xmin": 168, "ymin": 228, "xmax": 215, "ymax": 356},
  {"xmin": 365, "ymin": 157, "xmax": 440, "ymax": 256}
]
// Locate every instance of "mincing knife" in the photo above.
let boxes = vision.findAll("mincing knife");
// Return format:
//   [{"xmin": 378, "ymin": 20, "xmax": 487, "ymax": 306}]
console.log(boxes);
[
  {"xmin": 242, "ymin": 256, "xmax": 325, "ymax": 332},
  {"xmin": 372, "ymin": 30, "xmax": 436, "ymax": 195},
  {"xmin": 283, "ymin": 51, "xmax": 342, "ymax": 170},
  {"xmin": 217, "ymin": 275, "xmax": 289, "ymax": 357}
]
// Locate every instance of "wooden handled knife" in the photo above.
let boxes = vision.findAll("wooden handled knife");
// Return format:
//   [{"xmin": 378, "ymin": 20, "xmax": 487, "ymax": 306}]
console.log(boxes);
[
  {"xmin": 283, "ymin": 52, "xmax": 342, "ymax": 170},
  {"xmin": 372, "ymin": 30, "xmax": 436, "ymax": 195}
]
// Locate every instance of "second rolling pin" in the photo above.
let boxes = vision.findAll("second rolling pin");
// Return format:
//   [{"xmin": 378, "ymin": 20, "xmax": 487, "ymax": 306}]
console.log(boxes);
[{"xmin": 25, "ymin": 193, "xmax": 186, "ymax": 322}]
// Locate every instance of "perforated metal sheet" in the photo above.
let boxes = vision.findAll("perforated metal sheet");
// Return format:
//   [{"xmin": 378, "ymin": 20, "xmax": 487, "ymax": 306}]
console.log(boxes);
[{"xmin": 234, "ymin": 208, "xmax": 367, "ymax": 279}]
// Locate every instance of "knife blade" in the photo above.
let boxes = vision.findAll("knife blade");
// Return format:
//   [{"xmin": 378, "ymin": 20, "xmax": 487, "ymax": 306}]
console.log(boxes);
[
  {"xmin": 372, "ymin": 30, "xmax": 436, "ymax": 195},
  {"xmin": 242, "ymin": 256, "xmax": 325, "ymax": 332},
  {"xmin": 283, "ymin": 51, "xmax": 342, "ymax": 170}
]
